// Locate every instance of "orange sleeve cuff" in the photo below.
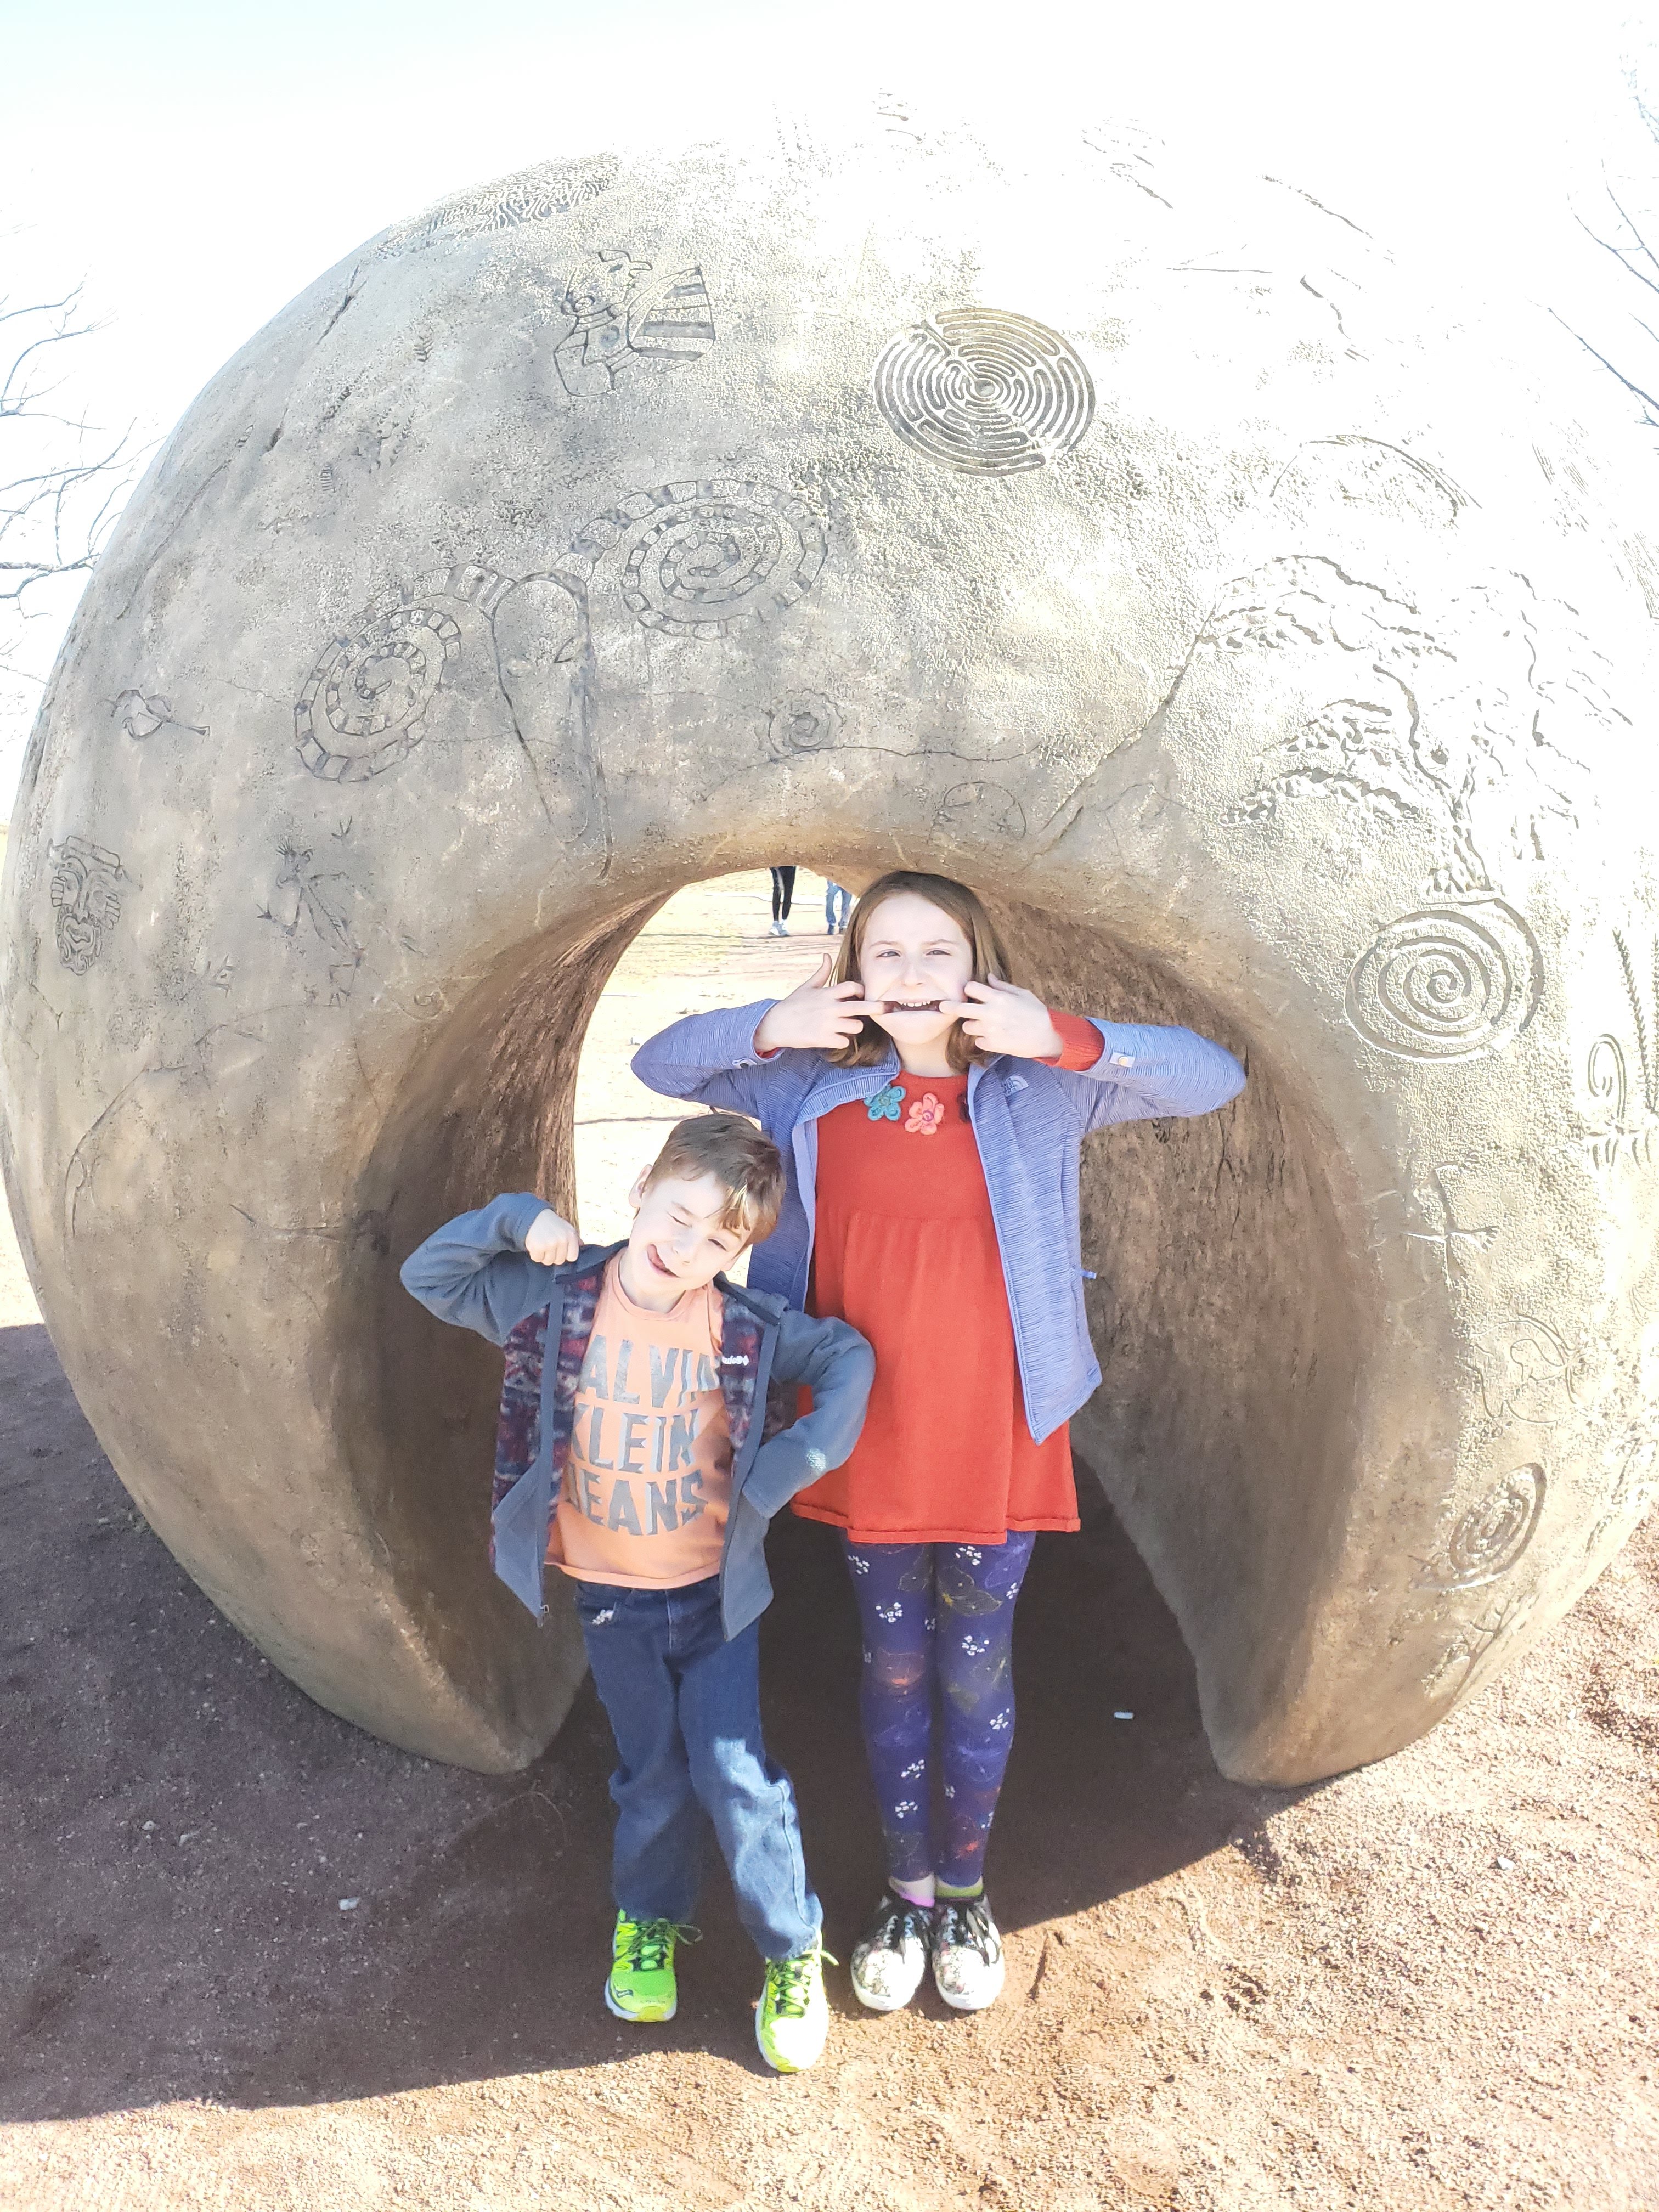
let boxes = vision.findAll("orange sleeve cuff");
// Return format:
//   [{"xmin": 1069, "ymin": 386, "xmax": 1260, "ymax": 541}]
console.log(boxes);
[{"xmin": 1038, "ymin": 1011, "xmax": 1103, "ymax": 1071}]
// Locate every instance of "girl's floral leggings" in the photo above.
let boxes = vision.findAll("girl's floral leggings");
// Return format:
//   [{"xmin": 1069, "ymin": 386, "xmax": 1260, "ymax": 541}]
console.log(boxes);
[{"xmin": 840, "ymin": 1532, "xmax": 1036, "ymax": 1889}]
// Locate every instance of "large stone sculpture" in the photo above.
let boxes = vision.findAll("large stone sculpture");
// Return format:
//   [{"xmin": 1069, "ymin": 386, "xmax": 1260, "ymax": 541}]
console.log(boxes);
[{"xmin": 3, "ymin": 117, "xmax": 1656, "ymax": 1784}]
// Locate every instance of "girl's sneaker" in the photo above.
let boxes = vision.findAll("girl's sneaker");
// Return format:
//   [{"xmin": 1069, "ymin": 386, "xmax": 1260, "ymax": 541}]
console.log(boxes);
[
  {"xmin": 755, "ymin": 1940, "xmax": 836, "ymax": 2072},
  {"xmin": 606, "ymin": 1912, "xmax": 697, "ymax": 2023},
  {"xmin": 931, "ymin": 1893, "xmax": 1005, "ymax": 2011},
  {"xmin": 849, "ymin": 1891, "xmax": 933, "ymax": 2012}
]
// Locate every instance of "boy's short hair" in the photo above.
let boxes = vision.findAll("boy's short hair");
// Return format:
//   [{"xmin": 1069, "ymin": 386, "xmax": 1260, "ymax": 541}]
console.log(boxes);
[{"xmin": 642, "ymin": 1113, "xmax": 786, "ymax": 1245}]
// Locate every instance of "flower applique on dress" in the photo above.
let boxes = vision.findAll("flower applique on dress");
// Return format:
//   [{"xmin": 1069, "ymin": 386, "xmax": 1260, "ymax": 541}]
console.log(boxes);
[
  {"xmin": 866, "ymin": 1082, "xmax": 903, "ymax": 1123},
  {"xmin": 904, "ymin": 1092, "xmax": 946, "ymax": 1136}
]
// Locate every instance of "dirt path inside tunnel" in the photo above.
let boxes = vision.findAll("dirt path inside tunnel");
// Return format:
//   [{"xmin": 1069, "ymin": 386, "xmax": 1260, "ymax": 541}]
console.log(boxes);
[{"xmin": 1, "ymin": 867, "xmax": 1655, "ymax": 2210}]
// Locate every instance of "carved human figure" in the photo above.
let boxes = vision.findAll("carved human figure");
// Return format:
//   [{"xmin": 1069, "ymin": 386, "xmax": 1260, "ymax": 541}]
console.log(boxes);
[
  {"xmin": 554, "ymin": 252, "xmax": 716, "ymax": 397},
  {"xmin": 47, "ymin": 835, "xmax": 126, "ymax": 974}
]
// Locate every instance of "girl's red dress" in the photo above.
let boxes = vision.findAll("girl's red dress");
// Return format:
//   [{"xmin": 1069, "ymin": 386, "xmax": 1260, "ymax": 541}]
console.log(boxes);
[{"xmin": 791, "ymin": 1015, "xmax": 1099, "ymax": 1545}]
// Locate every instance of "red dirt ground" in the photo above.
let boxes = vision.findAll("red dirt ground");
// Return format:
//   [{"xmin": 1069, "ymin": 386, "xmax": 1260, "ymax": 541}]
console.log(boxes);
[{"xmin": 1, "ymin": 870, "xmax": 1655, "ymax": 2209}]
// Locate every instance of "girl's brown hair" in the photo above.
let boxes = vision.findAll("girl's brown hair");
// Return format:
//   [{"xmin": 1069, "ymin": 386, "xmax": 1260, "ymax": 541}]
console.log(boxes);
[{"xmin": 827, "ymin": 871, "xmax": 1015, "ymax": 1073}]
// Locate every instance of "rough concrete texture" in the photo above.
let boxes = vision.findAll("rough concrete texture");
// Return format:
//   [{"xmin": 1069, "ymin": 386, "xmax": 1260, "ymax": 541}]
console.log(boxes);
[
  {"xmin": 4, "ymin": 881, "xmax": 1657, "ymax": 2211},
  {"xmin": 2, "ymin": 117, "xmax": 1658, "ymax": 1784}
]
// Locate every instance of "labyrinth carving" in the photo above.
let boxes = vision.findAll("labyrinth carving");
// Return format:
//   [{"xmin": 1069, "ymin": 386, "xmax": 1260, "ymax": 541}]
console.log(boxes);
[{"xmin": 872, "ymin": 308, "xmax": 1095, "ymax": 476}]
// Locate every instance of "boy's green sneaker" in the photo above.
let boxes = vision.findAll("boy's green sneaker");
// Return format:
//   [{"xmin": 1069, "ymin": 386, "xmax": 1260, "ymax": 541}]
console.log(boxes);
[
  {"xmin": 755, "ymin": 1942, "xmax": 836, "ymax": 2073},
  {"xmin": 606, "ymin": 1912, "xmax": 698, "ymax": 2023}
]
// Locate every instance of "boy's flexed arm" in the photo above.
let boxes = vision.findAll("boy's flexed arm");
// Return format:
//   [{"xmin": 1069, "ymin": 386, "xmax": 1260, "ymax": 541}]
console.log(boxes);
[
  {"xmin": 399, "ymin": 1193, "xmax": 571, "ymax": 1347},
  {"xmin": 742, "ymin": 1308, "xmax": 876, "ymax": 1519}
]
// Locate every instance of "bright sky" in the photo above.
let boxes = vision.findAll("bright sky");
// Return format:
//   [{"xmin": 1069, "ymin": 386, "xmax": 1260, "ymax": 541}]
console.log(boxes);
[{"xmin": 2, "ymin": 0, "xmax": 1654, "ymax": 815}]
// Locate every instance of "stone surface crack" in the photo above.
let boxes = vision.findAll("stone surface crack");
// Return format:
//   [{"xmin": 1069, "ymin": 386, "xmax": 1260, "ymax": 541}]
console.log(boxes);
[
  {"xmin": 64, "ymin": 1066, "xmax": 187, "ymax": 1236},
  {"xmin": 486, "ymin": 616, "xmax": 557, "ymax": 832},
  {"xmin": 1260, "ymin": 176, "xmax": 1373, "ymax": 236},
  {"xmin": 838, "ymin": 740, "xmax": 1019, "ymax": 765},
  {"xmin": 228, "ymin": 1204, "xmax": 348, "ymax": 1245},
  {"xmin": 201, "ymin": 672, "xmax": 289, "ymax": 711},
  {"xmin": 115, "ymin": 460, "xmax": 232, "ymax": 623},
  {"xmin": 1298, "ymin": 275, "xmax": 1355, "ymax": 345},
  {"xmin": 317, "ymin": 267, "xmax": 364, "ymax": 347},
  {"xmin": 1028, "ymin": 618, "xmax": 1209, "ymax": 856}
]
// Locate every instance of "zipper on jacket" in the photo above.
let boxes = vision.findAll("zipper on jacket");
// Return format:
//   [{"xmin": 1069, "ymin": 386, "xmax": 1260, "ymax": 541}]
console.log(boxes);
[
  {"xmin": 788, "ymin": 1058, "xmax": 902, "ymax": 1304},
  {"xmin": 964, "ymin": 1062, "xmax": 1043, "ymax": 1445},
  {"xmin": 713, "ymin": 1285, "xmax": 782, "ymax": 1611}
]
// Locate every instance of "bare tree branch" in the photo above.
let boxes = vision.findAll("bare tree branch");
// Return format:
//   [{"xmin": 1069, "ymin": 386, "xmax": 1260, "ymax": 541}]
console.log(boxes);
[
  {"xmin": 0, "ymin": 431, "xmax": 136, "ymax": 605},
  {"xmin": 1572, "ymin": 205, "xmax": 1659, "ymax": 302},
  {"xmin": 1556, "ymin": 134, "xmax": 1659, "ymax": 442},
  {"xmin": 1602, "ymin": 178, "xmax": 1659, "ymax": 278},
  {"xmin": 1548, "ymin": 306, "xmax": 1659, "ymax": 428},
  {"xmin": 0, "ymin": 278, "xmax": 142, "ymax": 653}
]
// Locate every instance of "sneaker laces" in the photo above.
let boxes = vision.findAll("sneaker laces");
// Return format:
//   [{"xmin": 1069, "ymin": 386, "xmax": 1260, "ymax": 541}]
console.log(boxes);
[
  {"xmin": 765, "ymin": 1944, "xmax": 837, "ymax": 2018},
  {"xmin": 624, "ymin": 1918, "xmax": 699, "ymax": 1974},
  {"xmin": 935, "ymin": 1896, "xmax": 1000, "ymax": 1963},
  {"xmin": 867, "ymin": 1895, "xmax": 933, "ymax": 1951}
]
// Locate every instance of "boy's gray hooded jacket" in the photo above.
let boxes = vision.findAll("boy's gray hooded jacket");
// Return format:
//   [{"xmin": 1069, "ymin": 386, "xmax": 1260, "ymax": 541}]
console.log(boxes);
[
  {"xmin": 633, "ymin": 1006, "xmax": 1245, "ymax": 1444},
  {"xmin": 400, "ymin": 1195, "xmax": 874, "ymax": 1638}
]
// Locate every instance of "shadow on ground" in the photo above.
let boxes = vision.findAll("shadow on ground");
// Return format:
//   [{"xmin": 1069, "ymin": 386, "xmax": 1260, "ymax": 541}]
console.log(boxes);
[{"xmin": 0, "ymin": 1316, "xmax": 1286, "ymax": 2123}]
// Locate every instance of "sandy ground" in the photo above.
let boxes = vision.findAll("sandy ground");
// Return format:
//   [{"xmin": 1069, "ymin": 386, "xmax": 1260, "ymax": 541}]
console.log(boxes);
[{"xmin": 1, "ymin": 867, "xmax": 1656, "ymax": 2210}]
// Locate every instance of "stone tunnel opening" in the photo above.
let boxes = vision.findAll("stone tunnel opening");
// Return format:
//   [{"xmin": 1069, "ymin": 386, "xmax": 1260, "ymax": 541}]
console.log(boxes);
[{"xmin": 339, "ymin": 859, "xmax": 1359, "ymax": 1784}]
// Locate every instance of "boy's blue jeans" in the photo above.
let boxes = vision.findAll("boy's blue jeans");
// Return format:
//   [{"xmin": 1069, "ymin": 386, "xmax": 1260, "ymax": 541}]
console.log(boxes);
[{"xmin": 572, "ymin": 1575, "xmax": 822, "ymax": 1962}]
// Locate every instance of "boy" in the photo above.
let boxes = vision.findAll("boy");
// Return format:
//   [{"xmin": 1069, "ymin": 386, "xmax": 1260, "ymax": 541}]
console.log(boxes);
[{"xmin": 400, "ymin": 1113, "xmax": 874, "ymax": 2072}]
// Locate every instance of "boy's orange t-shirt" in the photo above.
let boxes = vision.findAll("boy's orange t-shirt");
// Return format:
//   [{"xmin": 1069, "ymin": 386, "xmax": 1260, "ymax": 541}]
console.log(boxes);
[{"xmin": 548, "ymin": 1254, "xmax": 731, "ymax": 1588}]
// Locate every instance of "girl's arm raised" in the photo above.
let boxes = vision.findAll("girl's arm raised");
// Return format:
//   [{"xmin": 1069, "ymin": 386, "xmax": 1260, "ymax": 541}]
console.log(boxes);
[
  {"xmin": 1050, "ymin": 1013, "xmax": 1245, "ymax": 1130},
  {"xmin": 631, "ymin": 955, "xmax": 870, "ymax": 1110},
  {"xmin": 630, "ymin": 1001, "xmax": 781, "ymax": 1113},
  {"xmin": 946, "ymin": 977, "xmax": 1244, "ymax": 1127}
]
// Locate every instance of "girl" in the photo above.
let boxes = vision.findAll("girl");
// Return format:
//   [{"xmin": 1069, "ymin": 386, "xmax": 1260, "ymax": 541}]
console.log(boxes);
[{"xmin": 633, "ymin": 871, "xmax": 1244, "ymax": 2012}]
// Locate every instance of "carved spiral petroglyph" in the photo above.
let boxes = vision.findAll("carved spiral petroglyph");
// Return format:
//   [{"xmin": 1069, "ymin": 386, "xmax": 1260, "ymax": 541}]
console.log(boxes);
[
  {"xmin": 1588, "ymin": 1034, "xmax": 1628, "ymax": 1124},
  {"xmin": 873, "ymin": 308, "xmax": 1095, "ymax": 476},
  {"xmin": 1418, "ymin": 1464, "xmax": 1545, "ymax": 1590},
  {"xmin": 767, "ymin": 692, "xmax": 842, "ymax": 757},
  {"xmin": 295, "ymin": 607, "xmax": 462, "ymax": 783},
  {"xmin": 562, "ymin": 480, "xmax": 827, "ymax": 639},
  {"xmin": 1345, "ymin": 901, "xmax": 1542, "ymax": 1062}
]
